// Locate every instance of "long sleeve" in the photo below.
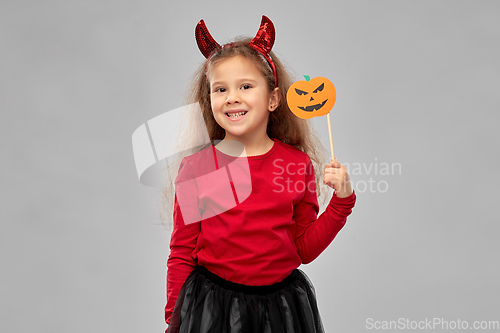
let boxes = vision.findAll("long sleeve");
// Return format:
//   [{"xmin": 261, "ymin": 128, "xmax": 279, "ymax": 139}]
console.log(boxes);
[
  {"xmin": 165, "ymin": 159, "xmax": 201, "ymax": 325},
  {"xmin": 293, "ymin": 158, "xmax": 356, "ymax": 264}
]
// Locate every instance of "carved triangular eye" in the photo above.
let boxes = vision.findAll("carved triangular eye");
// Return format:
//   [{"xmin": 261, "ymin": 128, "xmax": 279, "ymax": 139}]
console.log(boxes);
[
  {"xmin": 313, "ymin": 83, "xmax": 324, "ymax": 93},
  {"xmin": 295, "ymin": 88, "xmax": 308, "ymax": 96}
]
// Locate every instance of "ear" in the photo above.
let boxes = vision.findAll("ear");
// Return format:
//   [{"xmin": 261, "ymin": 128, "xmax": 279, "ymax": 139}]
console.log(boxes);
[{"xmin": 268, "ymin": 87, "xmax": 280, "ymax": 111}]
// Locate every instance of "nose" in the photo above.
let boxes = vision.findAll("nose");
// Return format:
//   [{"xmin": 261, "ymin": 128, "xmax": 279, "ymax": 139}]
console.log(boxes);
[{"xmin": 225, "ymin": 89, "xmax": 241, "ymax": 105}]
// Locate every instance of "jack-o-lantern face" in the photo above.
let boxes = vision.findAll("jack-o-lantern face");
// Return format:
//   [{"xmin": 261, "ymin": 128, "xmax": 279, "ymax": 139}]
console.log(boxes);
[{"xmin": 286, "ymin": 76, "xmax": 336, "ymax": 119}]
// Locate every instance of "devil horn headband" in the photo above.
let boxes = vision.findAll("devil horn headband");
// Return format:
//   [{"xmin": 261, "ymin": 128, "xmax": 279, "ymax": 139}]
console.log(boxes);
[{"xmin": 195, "ymin": 15, "xmax": 278, "ymax": 88}]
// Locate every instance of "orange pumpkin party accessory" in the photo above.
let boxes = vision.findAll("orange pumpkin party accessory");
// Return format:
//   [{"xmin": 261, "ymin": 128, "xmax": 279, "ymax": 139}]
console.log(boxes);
[{"xmin": 286, "ymin": 75, "xmax": 336, "ymax": 119}]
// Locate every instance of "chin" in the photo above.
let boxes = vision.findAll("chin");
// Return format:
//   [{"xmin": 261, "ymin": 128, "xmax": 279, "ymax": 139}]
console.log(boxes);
[{"xmin": 225, "ymin": 131, "xmax": 246, "ymax": 138}]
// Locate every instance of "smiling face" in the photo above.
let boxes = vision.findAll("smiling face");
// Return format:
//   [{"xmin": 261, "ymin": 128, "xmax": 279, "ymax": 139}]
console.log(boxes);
[
  {"xmin": 286, "ymin": 77, "xmax": 336, "ymax": 119},
  {"xmin": 208, "ymin": 55, "xmax": 279, "ymax": 143}
]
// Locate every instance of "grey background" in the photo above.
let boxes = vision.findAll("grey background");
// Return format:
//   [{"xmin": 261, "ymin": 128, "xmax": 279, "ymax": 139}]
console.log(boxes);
[{"xmin": 2, "ymin": 0, "xmax": 499, "ymax": 332}]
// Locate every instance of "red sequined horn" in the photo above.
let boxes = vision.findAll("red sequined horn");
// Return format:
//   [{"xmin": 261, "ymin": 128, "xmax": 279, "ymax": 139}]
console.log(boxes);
[
  {"xmin": 195, "ymin": 19, "xmax": 221, "ymax": 59},
  {"xmin": 249, "ymin": 15, "xmax": 277, "ymax": 87},
  {"xmin": 249, "ymin": 15, "xmax": 275, "ymax": 56},
  {"xmin": 195, "ymin": 16, "xmax": 278, "ymax": 87}
]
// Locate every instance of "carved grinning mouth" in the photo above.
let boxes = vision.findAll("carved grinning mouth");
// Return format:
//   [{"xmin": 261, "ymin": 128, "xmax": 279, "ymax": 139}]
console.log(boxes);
[{"xmin": 298, "ymin": 99, "xmax": 328, "ymax": 112}]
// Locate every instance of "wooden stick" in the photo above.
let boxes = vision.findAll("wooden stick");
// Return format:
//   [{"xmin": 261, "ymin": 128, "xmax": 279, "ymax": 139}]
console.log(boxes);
[{"xmin": 326, "ymin": 112, "xmax": 335, "ymax": 160}]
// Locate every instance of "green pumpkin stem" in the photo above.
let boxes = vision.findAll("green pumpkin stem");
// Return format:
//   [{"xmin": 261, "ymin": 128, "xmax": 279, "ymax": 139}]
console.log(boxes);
[{"xmin": 303, "ymin": 75, "xmax": 310, "ymax": 81}]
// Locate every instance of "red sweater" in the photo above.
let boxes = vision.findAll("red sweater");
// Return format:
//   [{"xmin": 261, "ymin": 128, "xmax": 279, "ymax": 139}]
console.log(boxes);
[{"xmin": 165, "ymin": 138, "xmax": 356, "ymax": 325}]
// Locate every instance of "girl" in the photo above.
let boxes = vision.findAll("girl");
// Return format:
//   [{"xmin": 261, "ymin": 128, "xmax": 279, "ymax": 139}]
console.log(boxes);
[{"xmin": 163, "ymin": 16, "xmax": 356, "ymax": 333}]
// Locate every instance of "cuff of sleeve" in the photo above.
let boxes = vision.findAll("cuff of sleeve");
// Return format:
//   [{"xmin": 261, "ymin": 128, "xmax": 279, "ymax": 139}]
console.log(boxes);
[{"xmin": 330, "ymin": 189, "xmax": 356, "ymax": 206}]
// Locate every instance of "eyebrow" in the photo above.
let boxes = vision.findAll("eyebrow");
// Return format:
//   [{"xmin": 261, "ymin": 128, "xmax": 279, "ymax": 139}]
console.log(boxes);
[{"xmin": 210, "ymin": 78, "xmax": 259, "ymax": 88}]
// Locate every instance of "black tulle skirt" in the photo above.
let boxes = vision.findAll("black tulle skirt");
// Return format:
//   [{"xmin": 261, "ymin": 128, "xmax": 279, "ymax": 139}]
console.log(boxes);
[{"xmin": 167, "ymin": 266, "xmax": 324, "ymax": 333}]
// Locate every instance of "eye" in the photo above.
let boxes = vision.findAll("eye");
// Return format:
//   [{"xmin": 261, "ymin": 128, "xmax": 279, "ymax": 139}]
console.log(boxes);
[
  {"xmin": 214, "ymin": 87, "xmax": 226, "ymax": 93},
  {"xmin": 241, "ymin": 84, "xmax": 251, "ymax": 90},
  {"xmin": 313, "ymin": 83, "xmax": 324, "ymax": 93},
  {"xmin": 295, "ymin": 88, "xmax": 308, "ymax": 96}
]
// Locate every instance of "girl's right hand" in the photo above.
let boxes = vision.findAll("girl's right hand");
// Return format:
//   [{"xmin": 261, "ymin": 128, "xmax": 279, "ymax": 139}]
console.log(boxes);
[{"xmin": 323, "ymin": 158, "xmax": 353, "ymax": 198}]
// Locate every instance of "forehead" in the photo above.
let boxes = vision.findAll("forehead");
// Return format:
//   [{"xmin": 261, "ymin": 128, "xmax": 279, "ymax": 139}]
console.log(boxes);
[{"xmin": 208, "ymin": 56, "xmax": 265, "ymax": 83}]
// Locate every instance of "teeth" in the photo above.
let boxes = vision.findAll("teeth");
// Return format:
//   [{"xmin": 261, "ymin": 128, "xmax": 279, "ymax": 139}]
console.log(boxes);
[{"xmin": 227, "ymin": 111, "xmax": 247, "ymax": 118}]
